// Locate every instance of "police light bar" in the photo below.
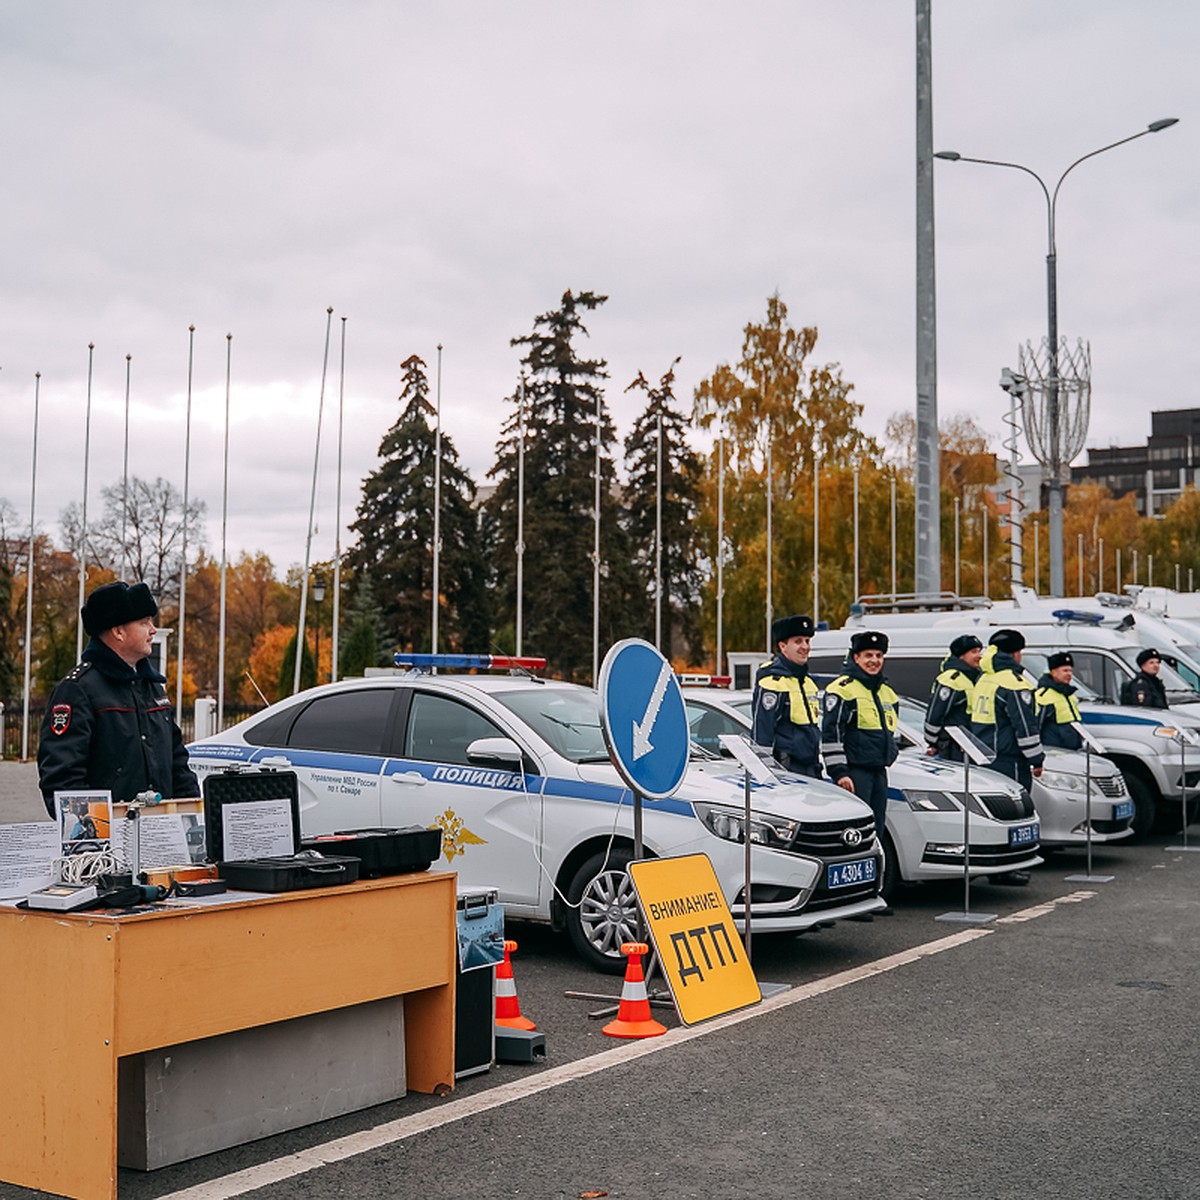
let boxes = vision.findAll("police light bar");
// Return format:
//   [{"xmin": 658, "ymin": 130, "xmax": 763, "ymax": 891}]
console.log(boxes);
[
  {"xmin": 675, "ymin": 673, "xmax": 732, "ymax": 687},
  {"xmin": 392, "ymin": 653, "xmax": 546, "ymax": 670},
  {"xmin": 1051, "ymin": 609, "xmax": 1105, "ymax": 626}
]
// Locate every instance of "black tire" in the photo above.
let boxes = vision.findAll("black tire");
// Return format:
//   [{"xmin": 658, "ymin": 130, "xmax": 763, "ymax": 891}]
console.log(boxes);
[
  {"xmin": 565, "ymin": 848, "xmax": 639, "ymax": 974},
  {"xmin": 1125, "ymin": 772, "xmax": 1158, "ymax": 839},
  {"xmin": 880, "ymin": 832, "xmax": 901, "ymax": 904}
]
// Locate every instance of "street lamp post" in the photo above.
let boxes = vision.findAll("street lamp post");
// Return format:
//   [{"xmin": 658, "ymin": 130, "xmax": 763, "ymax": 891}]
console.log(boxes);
[{"xmin": 936, "ymin": 118, "xmax": 1178, "ymax": 596}]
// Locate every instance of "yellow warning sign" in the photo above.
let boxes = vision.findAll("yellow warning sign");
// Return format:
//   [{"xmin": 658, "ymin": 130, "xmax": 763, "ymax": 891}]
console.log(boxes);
[{"xmin": 629, "ymin": 853, "xmax": 761, "ymax": 1025}]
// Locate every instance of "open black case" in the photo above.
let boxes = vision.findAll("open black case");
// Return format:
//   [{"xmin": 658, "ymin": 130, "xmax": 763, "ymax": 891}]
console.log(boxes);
[{"xmin": 202, "ymin": 769, "xmax": 361, "ymax": 892}]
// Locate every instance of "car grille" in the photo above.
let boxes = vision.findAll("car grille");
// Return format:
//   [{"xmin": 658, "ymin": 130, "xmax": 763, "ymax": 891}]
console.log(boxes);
[
  {"xmin": 1094, "ymin": 775, "xmax": 1127, "ymax": 797},
  {"xmin": 963, "ymin": 790, "xmax": 1037, "ymax": 821},
  {"xmin": 788, "ymin": 814, "xmax": 877, "ymax": 856},
  {"xmin": 1090, "ymin": 818, "xmax": 1131, "ymax": 834}
]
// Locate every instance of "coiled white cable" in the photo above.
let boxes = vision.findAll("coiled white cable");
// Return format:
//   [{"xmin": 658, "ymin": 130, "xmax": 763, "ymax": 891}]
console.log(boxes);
[{"xmin": 55, "ymin": 849, "xmax": 122, "ymax": 885}]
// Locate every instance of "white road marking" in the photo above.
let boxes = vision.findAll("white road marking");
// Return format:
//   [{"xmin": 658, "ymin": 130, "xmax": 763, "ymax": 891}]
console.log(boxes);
[
  {"xmin": 996, "ymin": 889, "xmax": 1098, "ymax": 923},
  {"xmin": 154, "ymin": 928, "xmax": 992, "ymax": 1200}
]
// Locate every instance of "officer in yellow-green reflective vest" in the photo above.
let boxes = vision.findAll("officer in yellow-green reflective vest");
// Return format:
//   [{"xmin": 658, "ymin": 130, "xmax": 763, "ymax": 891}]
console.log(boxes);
[
  {"xmin": 924, "ymin": 633, "xmax": 984, "ymax": 761},
  {"xmin": 752, "ymin": 614, "xmax": 821, "ymax": 777},
  {"xmin": 1036, "ymin": 651, "xmax": 1084, "ymax": 751},
  {"xmin": 970, "ymin": 628, "xmax": 1045, "ymax": 791},
  {"xmin": 820, "ymin": 630, "xmax": 900, "ymax": 831}
]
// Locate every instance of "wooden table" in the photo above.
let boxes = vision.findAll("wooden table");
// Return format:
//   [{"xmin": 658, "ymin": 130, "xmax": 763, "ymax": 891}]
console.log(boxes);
[{"xmin": 0, "ymin": 870, "xmax": 457, "ymax": 1200}]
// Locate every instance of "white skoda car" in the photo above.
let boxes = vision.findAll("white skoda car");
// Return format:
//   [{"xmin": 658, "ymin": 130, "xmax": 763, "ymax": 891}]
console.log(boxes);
[{"xmin": 189, "ymin": 663, "xmax": 886, "ymax": 971}]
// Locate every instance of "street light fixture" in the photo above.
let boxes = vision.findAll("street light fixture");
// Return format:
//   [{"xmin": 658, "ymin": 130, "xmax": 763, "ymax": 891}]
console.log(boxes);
[
  {"xmin": 312, "ymin": 575, "xmax": 326, "ymax": 685},
  {"xmin": 935, "ymin": 118, "xmax": 1179, "ymax": 596}
]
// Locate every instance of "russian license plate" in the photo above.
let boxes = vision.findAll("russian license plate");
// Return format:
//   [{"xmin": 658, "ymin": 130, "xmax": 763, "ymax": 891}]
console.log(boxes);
[
  {"xmin": 826, "ymin": 857, "xmax": 877, "ymax": 889},
  {"xmin": 1115, "ymin": 801, "xmax": 1134, "ymax": 821},
  {"xmin": 1009, "ymin": 822, "xmax": 1039, "ymax": 847}
]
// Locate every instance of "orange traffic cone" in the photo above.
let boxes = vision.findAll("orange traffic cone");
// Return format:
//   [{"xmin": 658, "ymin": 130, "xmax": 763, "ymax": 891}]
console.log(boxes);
[
  {"xmin": 602, "ymin": 942, "xmax": 667, "ymax": 1039},
  {"xmin": 495, "ymin": 939, "xmax": 537, "ymax": 1031}
]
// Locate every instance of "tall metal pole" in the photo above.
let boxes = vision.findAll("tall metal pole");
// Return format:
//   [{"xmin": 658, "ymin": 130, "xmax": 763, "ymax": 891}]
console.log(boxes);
[
  {"xmin": 935, "ymin": 118, "xmax": 1179, "ymax": 598},
  {"xmin": 77, "ymin": 343, "xmax": 94, "ymax": 660},
  {"xmin": 432, "ymin": 344, "xmax": 443, "ymax": 655},
  {"xmin": 592, "ymin": 391, "xmax": 601, "ymax": 681},
  {"xmin": 982, "ymin": 508, "xmax": 989, "ymax": 598},
  {"xmin": 765, "ymin": 428, "xmax": 773, "ymax": 653},
  {"xmin": 890, "ymin": 474, "xmax": 898, "ymax": 599},
  {"xmin": 954, "ymin": 496, "xmax": 960, "ymax": 595},
  {"xmin": 332, "ymin": 317, "xmax": 346, "ymax": 683},
  {"xmin": 1116, "ymin": 547, "xmax": 1122, "ymax": 592},
  {"xmin": 176, "ymin": 325, "xmax": 195, "ymax": 716},
  {"xmin": 1099, "ymin": 537, "xmax": 1105, "ymax": 593},
  {"xmin": 121, "ymin": 354, "xmax": 131, "ymax": 579},
  {"xmin": 852, "ymin": 465, "xmax": 860, "ymax": 603},
  {"xmin": 716, "ymin": 429, "xmax": 725, "ymax": 674},
  {"xmin": 1034, "ymin": 520, "xmax": 1041, "ymax": 594},
  {"xmin": 914, "ymin": 0, "xmax": 941, "ymax": 597},
  {"xmin": 295, "ymin": 308, "xmax": 334, "ymax": 695},
  {"xmin": 1078, "ymin": 532, "xmax": 1085, "ymax": 595},
  {"xmin": 21, "ymin": 373, "xmax": 41, "ymax": 761},
  {"xmin": 516, "ymin": 376, "xmax": 526, "ymax": 658},
  {"xmin": 812, "ymin": 443, "xmax": 820, "ymax": 627},
  {"xmin": 655, "ymin": 410, "xmax": 663, "ymax": 651},
  {"xmin": 218, "ymin": 334, "xmax": 232, "ymax": 732}
]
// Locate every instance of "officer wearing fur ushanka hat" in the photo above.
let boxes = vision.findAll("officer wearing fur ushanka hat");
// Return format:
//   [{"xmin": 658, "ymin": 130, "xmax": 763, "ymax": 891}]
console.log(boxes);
[
  {"xmin": 1120, "ymin": 647, "xmax": 1169, "ymax": 709},
  {"xmin": 821, "ymin": 629, "xmax": 900, "ymax": 846},
  {"xmin": 38, "ymin": 581, "xmax": 199, "ymax": 819},
  {"xmin": 1035, "ymin": 651, "xmax": 1083, "ymax": 750},
  {"xmin": 924, "ymin": 633, "xmax": 984, "ymax": 760},
  {"xmin": 751, "ymin": 614, "xmax": 822, "ymax": 777}
]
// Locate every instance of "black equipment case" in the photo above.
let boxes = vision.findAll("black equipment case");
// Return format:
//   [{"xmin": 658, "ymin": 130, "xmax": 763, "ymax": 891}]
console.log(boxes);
[
  {"xmin": 299, "ymin": 827, "xmax": 443, "ymax": 877},
  {"xmin": 202, "ymin": 768, "xmax": 359, "ymax": 892}
]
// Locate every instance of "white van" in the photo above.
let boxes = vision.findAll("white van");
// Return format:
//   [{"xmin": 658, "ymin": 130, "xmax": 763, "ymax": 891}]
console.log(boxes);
[{"xmin": 797, "ymin": 622, "xmax": 1200, "ymax": 837}]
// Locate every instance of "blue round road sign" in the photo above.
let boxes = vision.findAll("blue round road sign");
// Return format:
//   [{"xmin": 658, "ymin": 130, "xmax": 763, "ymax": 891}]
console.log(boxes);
[{"xmin": 598, "ymin": 639, "xmax": 689, "ymax": 800}]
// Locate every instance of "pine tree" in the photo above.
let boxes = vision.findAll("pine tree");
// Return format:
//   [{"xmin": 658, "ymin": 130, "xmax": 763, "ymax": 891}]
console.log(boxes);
[
  {"xmin": 339, "ymin": 570, "xmax": 390, "ymax": 678},
  {"xmin": 348, "ymin": 354, "xmax": 490, "ymax": 653},
  {"xmin": 485, "ymin": 291, "xmax": 639, "ymax": 679},
  {"xmin": 623, "ymin": 359, "xmax": 705, "ymax": 659}
]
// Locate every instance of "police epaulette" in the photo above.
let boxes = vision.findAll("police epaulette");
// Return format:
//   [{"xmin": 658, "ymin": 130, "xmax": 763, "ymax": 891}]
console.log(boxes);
[{"xmin": 65, "ymin": 663, "xmax": 93, "ymax": 681}]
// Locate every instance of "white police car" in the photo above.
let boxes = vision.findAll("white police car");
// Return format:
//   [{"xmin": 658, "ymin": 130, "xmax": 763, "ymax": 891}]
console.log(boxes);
[
  {"xmin": 189, "ymin": 656, "xmax": 885, "ymax": 971},
  {"xmin": 682, "ymin": 687, "xmax": 1045, "ymax": 901}
]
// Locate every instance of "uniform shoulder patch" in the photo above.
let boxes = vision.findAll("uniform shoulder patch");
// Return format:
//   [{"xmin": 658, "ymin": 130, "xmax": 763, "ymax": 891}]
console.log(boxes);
[
  {"xmin": 939, "ymin": 686, "xmax": 951, "ymax": 700},
  {"xmin": 50, "ymin": 704, "xmax": 72, "ymax": 735},
  {"xmin": 825, "ymin": 693, "xmax": 839, "ymax": 711},
  {"xmin": 1020, "ymin": 691, "xmax": 1033, "ymax": 704},
  {"xmin": 762, "ymin": 692, "xmax": 778, "ymax": 710}
]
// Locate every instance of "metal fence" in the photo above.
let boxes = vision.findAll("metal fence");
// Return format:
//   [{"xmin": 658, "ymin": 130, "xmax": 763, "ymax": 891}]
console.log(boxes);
[{"xmin": 1, "ymin": 700, "xmax": 262, "ymax": 761}]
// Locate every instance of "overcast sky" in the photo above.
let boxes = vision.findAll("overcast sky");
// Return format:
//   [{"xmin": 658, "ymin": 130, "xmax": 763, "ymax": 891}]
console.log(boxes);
[{"xmin": 1, "ymin": 1, "xmax": 1194, "ymax": 575}]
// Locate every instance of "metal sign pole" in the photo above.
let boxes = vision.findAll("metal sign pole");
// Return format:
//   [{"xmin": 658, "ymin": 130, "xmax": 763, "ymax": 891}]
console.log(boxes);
[
  {"xmin": 1064, "ymin": 726, "xmax": 1115, "ymax": 882},
  {"xmin": 1166, "ymin": 730, "xmax": 1200, "ymax": 853},
  {"xmin": 937, "ymin": 726, "xmax": 997, "ymax": 925},
  {"xmin": 743, "ymin": 766, "xmax": 753, "ymax": 963}
]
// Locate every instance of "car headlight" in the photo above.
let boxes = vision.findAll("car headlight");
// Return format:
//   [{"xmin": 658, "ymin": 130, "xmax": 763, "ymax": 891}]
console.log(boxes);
[
  {"xmin": 903, "ymin": 789, "xmax": 959, "ymax": 812},
  {"xmin": 694, "ymin": 803, "xmax": 799, "ymax": 848},
  {"xmin": 1040, "ymin": 770, "xmax": 1087, "ymax": 794}
]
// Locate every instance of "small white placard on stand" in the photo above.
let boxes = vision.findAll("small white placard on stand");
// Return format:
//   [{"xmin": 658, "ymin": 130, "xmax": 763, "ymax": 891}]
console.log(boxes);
[
  {"xmin": 717, "ymin": 735, "xmax": 778, "ymax": 786},
  {"xmin": 935, "ymin": 725, "xmax": 998, "ymax": 925}
]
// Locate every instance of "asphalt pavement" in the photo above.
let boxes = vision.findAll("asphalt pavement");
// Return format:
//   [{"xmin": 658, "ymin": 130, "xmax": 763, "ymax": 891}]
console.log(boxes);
[{"xmin": 3, "ymin": 763, "xmax": 1198, "ymax": 1200}]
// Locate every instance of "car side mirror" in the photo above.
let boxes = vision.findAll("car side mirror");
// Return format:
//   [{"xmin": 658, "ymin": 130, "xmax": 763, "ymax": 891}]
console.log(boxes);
[{"xmin": 466, "ymin": 736, "xmax": 525, "ymax": 769}]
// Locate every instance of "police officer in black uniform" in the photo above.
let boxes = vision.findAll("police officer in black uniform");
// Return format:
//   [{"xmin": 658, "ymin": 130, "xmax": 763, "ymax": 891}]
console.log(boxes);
[
  {"xmin": 38, "ymin": 581, "xmax": 200, "ymax": 819},
  {"xmin": 1036, "ymin": 651, "xmax": 1084, "ymax": 750},
  {"xmin": 924, "ymin": 633, "xmax": 984, "ymax": 760},
  {"xmin": 1120, "ymin": 648, "xmax": 1170, "ymax": 709},
  {"xmin": 751, "ymin": 614, "xmax": 821, "ymax": 777}
]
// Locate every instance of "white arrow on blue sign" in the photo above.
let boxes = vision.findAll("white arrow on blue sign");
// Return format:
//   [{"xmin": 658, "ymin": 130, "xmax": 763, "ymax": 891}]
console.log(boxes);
[{"xmin": 598, "ymin": 638, "xmax": 690, "ymax": 800}]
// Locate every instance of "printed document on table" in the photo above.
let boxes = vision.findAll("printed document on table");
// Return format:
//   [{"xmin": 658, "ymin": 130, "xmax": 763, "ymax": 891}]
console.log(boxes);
[
  {"xmin": 222, "ymin": 797, "xmax": 296, "ymax": 860},
  {"xmin": 0, "ymin": 823, "xmax": 61, "ymax": 898}
]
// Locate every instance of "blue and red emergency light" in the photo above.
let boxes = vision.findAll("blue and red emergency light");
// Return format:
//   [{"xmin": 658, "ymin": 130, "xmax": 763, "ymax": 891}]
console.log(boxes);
[{"xmin": 392, "ymin": 653, "xmax": 547, "ymax": 671}]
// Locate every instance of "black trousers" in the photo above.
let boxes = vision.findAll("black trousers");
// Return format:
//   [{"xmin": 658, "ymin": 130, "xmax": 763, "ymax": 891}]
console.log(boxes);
[
  {"xmin": 989, "ymin": 756, "xmax": 1034, "ymax": 794},
  {"xmin": 846, "ymin": 766, "xmax": 889, "ymax": 831}
]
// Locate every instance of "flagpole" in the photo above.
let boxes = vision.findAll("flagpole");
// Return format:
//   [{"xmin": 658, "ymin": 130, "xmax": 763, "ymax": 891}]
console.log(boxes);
[
  {"xmin": 217, "ymin": 333, "xmax": 232, "ymax": 731},
  {"xmin": 592, "ymin": 391, "xmax": 601, "ymax": 682},
  {"xmin": 295, "ymin": 307, "xmax": 334, "ymax": 695},
  {"xmin": 332, "ymin": 316, "xmax": 346, "ymax": 683},
  {"xmin": 176, "ymin": 325, "xmax": 195, "ymax": 717},
  {"xmin": 22, "ymin": 373, "xmax": 41, "ymax": 761},
  {"xmin": 432, "ymin": 343, "xmax": 443, "ymax": 655},
  {"xmin": 77, "ymin": 343, "xmax": 94, "ymax": 660},
  {"xmin": 716, "ymin": 427, "xmax": 724, "ymax": 675},
  {"xmin": 121, "ymin": 354, "xmax": 131, "ymax": 578},
  {"xmin": 516, "ymin": 376, "xmax": 526, "ymax": 657},
  {"xmin": 655, "ymin": 410, "xmax": 663, "ymax": 651}
]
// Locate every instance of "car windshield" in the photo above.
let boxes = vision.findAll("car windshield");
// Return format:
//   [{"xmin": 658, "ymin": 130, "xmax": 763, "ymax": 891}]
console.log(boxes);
[
  {"xmin": 491, "ymin": 686, "xmax": 611, "ymax": 763},
  {"xmin": 1017, "ymin": 653, "xmax": 1100, "ymax": 701},
  {"xmin": 1114, "ymin": 646, "xmax": 1200, "ymax": 701}
]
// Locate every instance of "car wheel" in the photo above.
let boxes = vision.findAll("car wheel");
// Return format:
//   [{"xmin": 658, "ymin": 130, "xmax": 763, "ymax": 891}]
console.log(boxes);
[
  {"xmin": 565, "ymin": 848, "xmax": 639, "ymax": 974},
  {"xmin": 1125, "ymin": 772, "xmax": 1158, "ymax": 839},
  {"xmin": 880, "ymin": 832, "xmax": 901, "ymax": 904}
]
